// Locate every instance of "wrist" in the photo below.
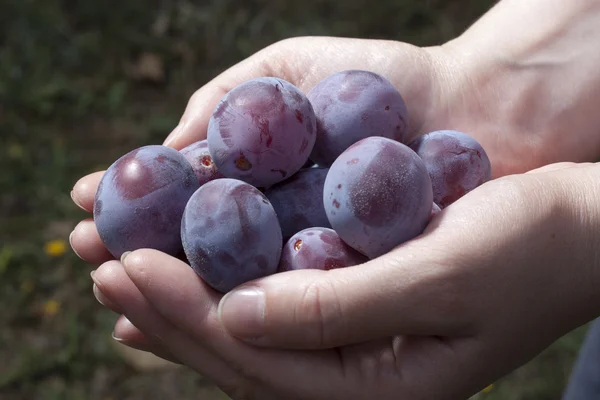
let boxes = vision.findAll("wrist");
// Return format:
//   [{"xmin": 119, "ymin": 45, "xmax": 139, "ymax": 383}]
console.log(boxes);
[
  {"xmin": 437, "ymin": 0, "xmax": 600, "ymax": 175},
  {"xmin": 449, "ymin": 0, "xmax": 600, "ymax": 63}
]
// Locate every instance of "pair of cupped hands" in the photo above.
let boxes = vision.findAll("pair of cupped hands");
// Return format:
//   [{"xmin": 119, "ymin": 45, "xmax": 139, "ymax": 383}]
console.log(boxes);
[{"xmin": 70, "ymin": 37, "xmax": 600, "ymax": 399}]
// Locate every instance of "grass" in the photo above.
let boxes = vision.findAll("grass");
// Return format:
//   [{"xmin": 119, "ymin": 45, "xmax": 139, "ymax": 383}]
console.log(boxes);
[{"xmin": 0, "ymin": 0, "xmax": 589, "ymax": 398}]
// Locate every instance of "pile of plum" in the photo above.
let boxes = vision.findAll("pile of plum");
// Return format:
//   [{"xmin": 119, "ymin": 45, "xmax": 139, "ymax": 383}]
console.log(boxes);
[{"xmin": 94, "ymin": 70, "xmax": 492, "ymax": 293}]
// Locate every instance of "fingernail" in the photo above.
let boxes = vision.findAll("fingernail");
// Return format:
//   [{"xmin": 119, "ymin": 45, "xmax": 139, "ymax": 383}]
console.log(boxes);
[
  {"xmin": 111, "ymin": 330, "xmax": 124, "ymax": 342},
  {"xmin": 93, "ymin": 283, "xmax": 118, "ymax": 309},
  {"xmin": 120, "ymin": 251, "xmax": 131, "ymax": 265},
  {"xmin": 218, "ymin": 287, "xmax": 265, "ymax": 339},
  {"xmin": 163, "ymin": 123, "xmax": 182, "ymax": 147},
  {"xmin": 70, "ymin": 190, "xmax": 86, "ymax": 211},
  {"xmin": 69, "ymin": 230, "xmax": 83, "ymax": 259},
  {"xmin": 91, "ymin": 272, "xmax": 123, "ymax": 312},
  {"xmin": 110, "ymin": 333, "xmax": 138, "ymax": 349}
]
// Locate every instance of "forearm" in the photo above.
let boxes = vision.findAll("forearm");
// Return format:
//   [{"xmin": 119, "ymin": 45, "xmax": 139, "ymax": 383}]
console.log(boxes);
[
  {"xmin": 442, "ymin": 0, "xmax": 600, "ymax": 173},
  {"xmin": 455, "ymin": 0, "xmax": 600, "ymax": 64}
]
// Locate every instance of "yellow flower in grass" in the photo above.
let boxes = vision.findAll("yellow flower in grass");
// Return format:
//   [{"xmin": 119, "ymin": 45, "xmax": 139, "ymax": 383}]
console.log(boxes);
[
  {"xmin": 44, "ymin": 239, "xmax": 67, "ymax": 257},
  {"xmin": 42, "ymin": 299, "xmax": 61, "ymax": 316}
]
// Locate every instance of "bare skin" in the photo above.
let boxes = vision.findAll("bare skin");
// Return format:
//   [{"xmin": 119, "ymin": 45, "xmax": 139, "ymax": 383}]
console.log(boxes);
[{"xmin": 71, "ymin": 0, "xmax": 600, "ymax": 398}]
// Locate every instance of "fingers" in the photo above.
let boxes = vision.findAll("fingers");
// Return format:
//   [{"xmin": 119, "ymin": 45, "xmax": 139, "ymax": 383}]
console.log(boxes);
[
  {"xmin": 70, "ymin": 170, "xmax": 109, "ymax": 263},
  {"xmin": 162, "ymin": 45, "xmax": 281, "ymax": 149},
  {"xmin": 162, "ymin": 85, "xmax": 224, "ymax": 149},
  {"xmin": 112, "ymin": 315, "xmax": 182, "ymax": 364},
  {"xmin": 104, "ymin": 248, "xmax": 493, "ymax": 399},
  {"xmin": 71, "ymin": 171, "xmax": 104, "ymax": 212},
  {"xmin": 93, "ymin": 279, "xmax": 121, "ymax": 312},
  {"xmin": 216, "ymin": 236, "xmax": 473, "ymax": 350},
  {"xmin": 70, "ymin": 219, "xmax": 113, "ymax": 263},
  {"xmin": 93, "ymin": 260, "xmax": 243, "ymax": 391},
  {"xmin": 162, "ymin": 39, "xmax": 296, "ymax": 150},
  {"xmin": 120, "ymin": 249, "xmax": 352, "ymax": 398}
]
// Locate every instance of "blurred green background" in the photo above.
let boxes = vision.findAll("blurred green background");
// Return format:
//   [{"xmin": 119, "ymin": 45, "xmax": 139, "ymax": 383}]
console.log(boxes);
[{"xmin": 0, "ymin": 0, "xmax": 590, "ymax": 399}]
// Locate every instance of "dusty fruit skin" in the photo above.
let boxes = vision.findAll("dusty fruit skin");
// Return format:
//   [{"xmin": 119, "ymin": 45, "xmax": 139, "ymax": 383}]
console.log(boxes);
[
  {"xmin": 409, "ymin": 130, "xmax": 492, "ymax": 208},
  {"xmin": 207, "ymin": 77, "xmax": 317, "ymax": 188},
  {"xmin": 181, "ymin": 178, "xmax": 282, "ymax": 293},
  {"xmin": 94, "ymin": 145, "xmax": 199, "ymax": 259},
  {"xmin": 307, "ymin": 70, "xmax": 409, "ymax": 167},
  {"xmin": 323, "ymin": 136, "xmax": 432, "ymax": 259},
  {"xmin": 278, "ymin": 227, "xmax": 368, "ymax": 272},
  {"xmin": 265, "ymin": 167, "xmax": 331, "ymax": 242},
  {"xmin": 179, "ymin": 139, "xmax": 224, "ymax": 186}
]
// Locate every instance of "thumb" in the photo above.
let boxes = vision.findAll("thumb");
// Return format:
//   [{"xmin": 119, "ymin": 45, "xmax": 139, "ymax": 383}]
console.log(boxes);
[
  {"xmin": 217, "ymin": 238, "xmax": 472, "ymax": 349},
  {"xmin": 162, "ymin": 44, "xmax": 286, "ymax": 149},
  {"xmin": 162, "ymin": 36, "xmax": 439, "ymax": 150},
  {"xmin": 162, "ymin": 37, "xmax": 332, "ymax": 150}
]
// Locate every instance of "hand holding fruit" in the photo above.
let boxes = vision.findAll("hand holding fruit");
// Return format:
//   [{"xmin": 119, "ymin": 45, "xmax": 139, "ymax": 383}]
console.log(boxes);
[
  {"xmin": 84, "ymin": 65, "xmax": 492, "ymax": 293},
  {"xmin": 87, "ymin": 162, "xmax": 600, "ymax": 400},
  {"xmin": 70, "ymin": 0, "xmax": 600, "ymax": 397}
]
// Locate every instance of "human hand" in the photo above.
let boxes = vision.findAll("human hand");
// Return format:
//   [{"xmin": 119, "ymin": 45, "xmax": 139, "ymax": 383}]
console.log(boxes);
[
  {"xmin": 161, "ymin": 0, "xmax": 600, "ymax": 177},
  {"xmin": 87, "ymin": 162, "xmax": 600, "ymax": 400},
  {"xmin": 70, "ymin": 0, "xmax": 600, "ymax": 397},
  {"xmin": 70, "ymin": 0, "xmax": 600, "ymax": 259},
  {"xmin": 69, "ymin": 35, "xmax": 444, "ymax": 263},
  {"xmin": 68, "ymin": 18, "xmax": 600, "ymax": 261}
]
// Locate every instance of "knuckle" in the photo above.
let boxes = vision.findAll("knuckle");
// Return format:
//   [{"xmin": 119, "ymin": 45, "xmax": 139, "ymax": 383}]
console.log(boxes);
[{"xmin": 294, "ymin": 278, "xmax": 343, "ymax": 347}]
